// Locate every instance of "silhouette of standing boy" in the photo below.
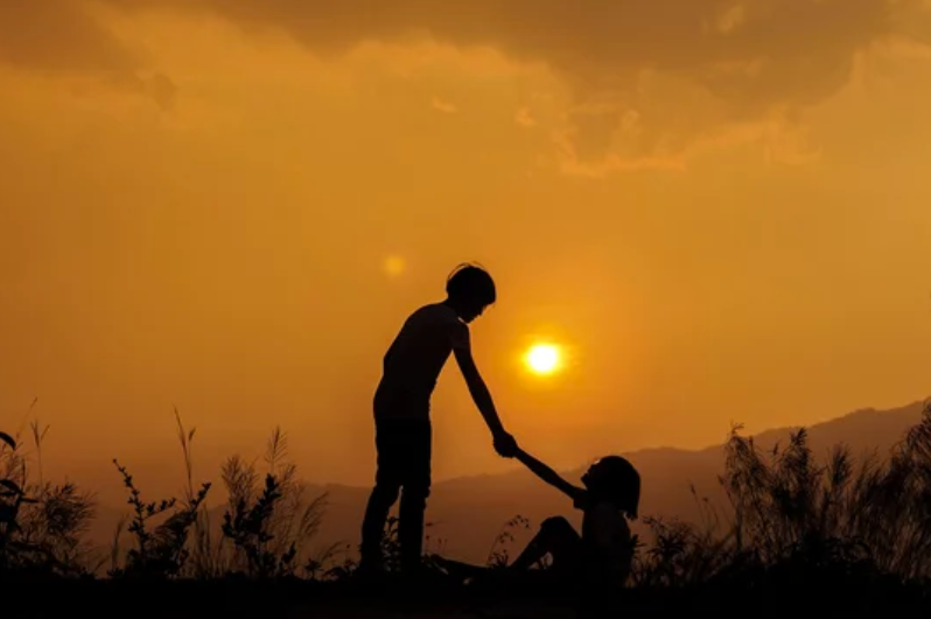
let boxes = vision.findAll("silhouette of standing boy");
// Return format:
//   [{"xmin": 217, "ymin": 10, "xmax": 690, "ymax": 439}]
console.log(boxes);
[{"xmin": 360, "ymin": 263, "xmax": 518, "ymax": 575}]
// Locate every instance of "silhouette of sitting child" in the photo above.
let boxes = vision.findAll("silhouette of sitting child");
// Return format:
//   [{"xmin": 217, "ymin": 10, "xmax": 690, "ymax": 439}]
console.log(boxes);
[
  {"xmin": 360, "ymin": 263, "xmax": 518, "ymax": 576},
  {"xmin": 434, "ymin": 448, "xmax": 640, "ymax": 598}
]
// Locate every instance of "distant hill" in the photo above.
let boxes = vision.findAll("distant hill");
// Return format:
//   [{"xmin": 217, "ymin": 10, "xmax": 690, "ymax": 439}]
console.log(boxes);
[{"xmin": 86, "ymin": 399, "xmax": 928, "ymax": 567}]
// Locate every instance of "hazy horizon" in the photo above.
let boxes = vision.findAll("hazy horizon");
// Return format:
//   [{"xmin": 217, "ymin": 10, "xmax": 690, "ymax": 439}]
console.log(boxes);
[
  {"xmin": 5, "ymin": 394, "xmax": 928, "ymax": 510},
  {"xmin": 3, "ymin": 1, "xmax": 931, "ymax": 503}
]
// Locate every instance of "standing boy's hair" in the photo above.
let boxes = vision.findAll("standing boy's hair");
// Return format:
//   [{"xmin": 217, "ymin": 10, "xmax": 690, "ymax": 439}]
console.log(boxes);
[{"xmin": 446, "ymin": 263, "xmax": 497, "ymax": 307}]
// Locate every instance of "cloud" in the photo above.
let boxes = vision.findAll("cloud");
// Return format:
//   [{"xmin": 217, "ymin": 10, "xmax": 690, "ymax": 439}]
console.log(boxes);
[
  {"xmin": 106, "ymin": 0, "xmax": 930, "ymax": 167},
  {"xmin": 707, "ymin": 4, "xmax": 748, "ymax": 35},
  {"xmin": 0, "ymin": 0, "xmax": 177, "ymax": 110},
  {"xmin": 115, "ymin": 1, "xmax": 929, "ymax": 98},
  {"xmin": 431, "ymin": 96, "xmax": 458, "ymax": 113},
  {"xmin": 515, "ymin": 107, "xmax": 536, "ymax": 127},
  {"xmin": 0, "ymin": 0, "xmax": 136, "ymax": 74}
]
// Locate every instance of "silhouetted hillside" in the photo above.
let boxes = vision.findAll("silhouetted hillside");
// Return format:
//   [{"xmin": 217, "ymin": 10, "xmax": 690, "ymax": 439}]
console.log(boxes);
[{"xmin": 89, "ymin": 400, "xmax": 927, "ymax": 566}]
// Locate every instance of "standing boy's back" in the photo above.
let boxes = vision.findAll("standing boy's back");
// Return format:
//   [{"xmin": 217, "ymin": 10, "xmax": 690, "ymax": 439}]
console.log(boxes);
[
  {"xmin": 360, "ymin": 264, "xmax": 518, "ymax": 575},
  {"xmin": 375, "ymin": 302, "xmax": 470, "ymax": 421}
]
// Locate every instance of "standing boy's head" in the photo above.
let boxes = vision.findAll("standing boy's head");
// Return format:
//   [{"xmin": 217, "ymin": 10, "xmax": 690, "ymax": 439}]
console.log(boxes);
[
  {"xmin": 582, "ymin": 455, "xmax": 641, "ymax": 520},
  {"xmin": 445, "ymin": 263, "xmax": 496, "ymax": 323}
]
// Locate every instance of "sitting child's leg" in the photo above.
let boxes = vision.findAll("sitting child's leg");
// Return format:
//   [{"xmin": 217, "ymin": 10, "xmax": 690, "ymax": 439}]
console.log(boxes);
[
  {"xmin": 510, "ymin": 516, "xmax": 582, "ymax": 572},
  {"xmin": 433, "ymin": 556, "xmax": 488, "ymax": 580},
  {"xmin": 433, "ymin": 517, "xmax": 581, "ymax": 585}
]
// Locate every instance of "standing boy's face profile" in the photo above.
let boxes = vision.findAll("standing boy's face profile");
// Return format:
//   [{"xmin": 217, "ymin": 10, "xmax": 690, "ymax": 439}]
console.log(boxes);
[{"xmin": 458, "ymin": 303, "xmax": 486, "ymax": 324}]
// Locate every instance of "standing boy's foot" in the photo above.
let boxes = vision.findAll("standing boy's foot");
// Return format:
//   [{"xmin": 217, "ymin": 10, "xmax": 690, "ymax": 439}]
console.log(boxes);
[
  {"xmin": 396, "ymin": 561, "xmax": 445, "ymax": 592},
  {"xmin": 399, "ymin": 558, "xmax": 423, "ymax": 580},
  {"xmin": 430, "ymin": 555, "xmax": 483, "ymax": 583},
  {"xmin": 354, "ymin": 558, "xmax": 388, "ymax": 584}
]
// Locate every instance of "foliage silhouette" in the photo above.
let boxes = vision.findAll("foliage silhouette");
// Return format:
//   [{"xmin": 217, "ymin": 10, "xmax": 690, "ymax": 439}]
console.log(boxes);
[
  {"xmin": 108, "ymin": 458, "xmax": 210, "ymax": 579},
  {"xmin": 4, "ymin": 401, "xmax": 931, "ymax": 616},
  {"xmin": 629, "ymin": 400, "xmax": 931, "ymax": 592},
  {"xmin": 1, "ymin": 421, "xmax": 96, "ymax": 577},
  {"xmin": 107, "ymin": 413, "xmax": 333, "ymax": 580},
  {"xmin": 219, "ymin": 427, "xmax": 329, "ymax": 578}
]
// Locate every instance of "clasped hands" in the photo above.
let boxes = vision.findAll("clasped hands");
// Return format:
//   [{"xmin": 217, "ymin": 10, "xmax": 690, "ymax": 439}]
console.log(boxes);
[{"xmin": 493, "ymin": 430, "xmax": 519, "ymax": 458}]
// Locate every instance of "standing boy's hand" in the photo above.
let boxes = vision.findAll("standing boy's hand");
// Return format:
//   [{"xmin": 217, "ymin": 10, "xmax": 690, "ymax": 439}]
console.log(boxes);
[{"xmin": 493, "ymin": 431, "xmax": 518, "ymax": 458}]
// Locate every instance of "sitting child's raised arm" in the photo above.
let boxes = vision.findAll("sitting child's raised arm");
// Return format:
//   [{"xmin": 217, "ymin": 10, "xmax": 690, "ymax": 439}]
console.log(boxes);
[{"xmin": 515, "ymin": 448, "xmax": 585, "ymax": 503}]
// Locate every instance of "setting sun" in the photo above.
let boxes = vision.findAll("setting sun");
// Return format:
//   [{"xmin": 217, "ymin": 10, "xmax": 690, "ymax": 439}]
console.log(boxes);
[{"xmin": 525, "ymin": 344, "xmax": 561, "ymax": 375}]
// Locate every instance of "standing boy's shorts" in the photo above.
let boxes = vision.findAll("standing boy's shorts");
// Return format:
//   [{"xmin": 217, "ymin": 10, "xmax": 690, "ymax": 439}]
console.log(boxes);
[{"xmin": 373, "ymin": 417, "xmax": 432, "ymax": 494}]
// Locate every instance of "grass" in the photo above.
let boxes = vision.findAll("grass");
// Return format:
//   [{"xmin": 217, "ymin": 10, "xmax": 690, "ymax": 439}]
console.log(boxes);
[{"xmin": 3, "ymin": 401, "xmax": 931, "ymax": 617}]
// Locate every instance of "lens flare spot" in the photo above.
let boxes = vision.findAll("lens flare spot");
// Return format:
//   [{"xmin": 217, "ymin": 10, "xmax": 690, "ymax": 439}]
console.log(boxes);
[{"xmin": 384, "ymin": 255, "xmax": 405, "ymax": 278}]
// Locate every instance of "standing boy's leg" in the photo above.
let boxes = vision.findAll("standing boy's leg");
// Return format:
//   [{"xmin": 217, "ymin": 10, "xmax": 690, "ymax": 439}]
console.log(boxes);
[
  {"xmin": 398, "ymin": 420, "xmax": 432, "ymax": 574},
  {"xmin": 360, "ymin": 421, "xmax": 402, "ymax": 569}
]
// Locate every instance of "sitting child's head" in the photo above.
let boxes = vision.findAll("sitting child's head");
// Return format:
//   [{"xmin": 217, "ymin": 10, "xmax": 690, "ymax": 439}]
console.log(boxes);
[
  {"xmin": 582, "ymin": 455, "xmax": 641, "ymax": 519},
  {"xmin": 446, "ymin": 263, "xmax": 496, "ymax": 323}
]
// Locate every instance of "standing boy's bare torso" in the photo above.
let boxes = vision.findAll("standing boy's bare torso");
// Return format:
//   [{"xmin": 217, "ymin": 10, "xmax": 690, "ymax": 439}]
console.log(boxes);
[{"xmin": 375, "ymin": 302, "xmax": 470, "ymax": 421}]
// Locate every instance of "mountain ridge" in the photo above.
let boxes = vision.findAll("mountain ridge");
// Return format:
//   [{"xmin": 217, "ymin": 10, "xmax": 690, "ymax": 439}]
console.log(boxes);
[{"xmin": 87, "ymin": 398, "xmax": 929, "ymax": 565}]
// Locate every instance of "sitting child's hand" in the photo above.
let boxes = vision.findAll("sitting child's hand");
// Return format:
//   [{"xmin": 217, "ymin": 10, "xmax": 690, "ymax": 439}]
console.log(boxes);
[{"xmin": 493, "ymin": 431, "xmax": 519, "ymax": 458}]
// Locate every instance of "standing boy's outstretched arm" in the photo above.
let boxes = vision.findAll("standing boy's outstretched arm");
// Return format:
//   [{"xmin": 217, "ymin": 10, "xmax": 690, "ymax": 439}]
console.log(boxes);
[{"xmin": 453, "ymin": 343, "xmax": 517, "ymax": 457}]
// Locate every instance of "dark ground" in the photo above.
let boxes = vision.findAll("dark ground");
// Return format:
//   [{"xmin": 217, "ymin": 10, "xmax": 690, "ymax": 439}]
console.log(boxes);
[{"xmin": 3, "ymin": 575, "xmax": 931, "ymax": 619}]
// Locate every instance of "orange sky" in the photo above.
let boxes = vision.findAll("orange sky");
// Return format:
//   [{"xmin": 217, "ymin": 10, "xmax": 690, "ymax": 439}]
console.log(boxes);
[{"xmin": 2, "ymin": 1, "xmax": 931, "ymax": 503}]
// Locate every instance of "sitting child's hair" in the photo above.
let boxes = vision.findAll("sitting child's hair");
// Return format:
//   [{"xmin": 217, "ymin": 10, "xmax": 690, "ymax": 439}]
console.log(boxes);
[
  {"xmin": 446, "ymin": 263, "xmax": 496, "ymax": 308},
  {"xmin": 585, "ymin": 455, "xmax": 641, "ymax": 519}
]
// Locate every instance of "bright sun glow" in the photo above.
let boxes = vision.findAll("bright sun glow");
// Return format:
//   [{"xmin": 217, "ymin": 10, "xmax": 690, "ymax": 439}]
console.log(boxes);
[{"xmin": 525, "ymin": 344, "xmax": 561, "ymax": 375}]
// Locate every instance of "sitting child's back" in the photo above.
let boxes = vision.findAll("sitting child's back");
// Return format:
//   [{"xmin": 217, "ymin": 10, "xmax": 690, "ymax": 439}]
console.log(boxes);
[{"xmin": 579, "ymin": 497, "xmax": 635, "ymax": 587}]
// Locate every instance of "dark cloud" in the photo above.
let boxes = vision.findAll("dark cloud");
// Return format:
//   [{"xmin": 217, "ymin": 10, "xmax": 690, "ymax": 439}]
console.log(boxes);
[
  {"xmin": 111, "ymin": 0, "xmax": 925, "ymax": 104},
  {"xmin": 12, "ymin": 1, "xmax": 923, "ymax": 163},
  {"xmin": 105, "ymin": 0, "xmax": 928, "ymax": 165},
  {"xmin": 0, "ymin": 0, "xmax": 177, "ymax": 110},
  {"xmin": 0, "ymin": 0, "xmax": 137, "ymax": 73}
]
